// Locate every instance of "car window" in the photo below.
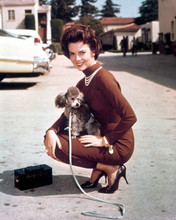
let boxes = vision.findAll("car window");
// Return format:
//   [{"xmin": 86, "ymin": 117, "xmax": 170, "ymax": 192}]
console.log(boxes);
[
  {"xmin": 0, "ymin": 29, "xmax": 24, "ymax": 39},
  {"xmin": 17, "ymin": 35, "xmax": 33, "ymax": 39}
]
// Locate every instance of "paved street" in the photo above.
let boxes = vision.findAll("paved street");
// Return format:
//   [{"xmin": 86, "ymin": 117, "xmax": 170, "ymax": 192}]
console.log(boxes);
[{"xmin": 0, "ymin": 52, "xmax": 176, "ymax": 220}]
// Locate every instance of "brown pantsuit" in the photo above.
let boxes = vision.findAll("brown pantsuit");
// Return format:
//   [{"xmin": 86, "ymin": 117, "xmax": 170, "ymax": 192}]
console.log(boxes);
[{"xmin": 48, "ymin": 62, "xmax": 137, "ymax": 169}]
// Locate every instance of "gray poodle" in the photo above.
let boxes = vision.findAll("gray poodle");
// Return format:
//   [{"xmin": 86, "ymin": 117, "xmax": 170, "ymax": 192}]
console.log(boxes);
[{"xmin": 55, "ymin": 86, "xmax": 101, "ymax": 137}]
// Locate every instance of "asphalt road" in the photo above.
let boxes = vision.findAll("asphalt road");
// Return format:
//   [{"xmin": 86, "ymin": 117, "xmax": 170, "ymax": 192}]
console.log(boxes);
[{"xmin": 0, "ymin": 52, "xmax": 176, "ymax": 220}]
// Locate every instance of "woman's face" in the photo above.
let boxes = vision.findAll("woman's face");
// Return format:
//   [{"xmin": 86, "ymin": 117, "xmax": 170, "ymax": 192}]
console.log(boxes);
[{"xmin": 68, "ymin": 41, "xmax": 96, "ymax": 71}]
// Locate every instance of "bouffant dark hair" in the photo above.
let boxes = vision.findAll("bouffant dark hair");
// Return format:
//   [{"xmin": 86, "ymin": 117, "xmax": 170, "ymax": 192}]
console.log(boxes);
[{"xmin": 61, "ymin": 23, "xmax": 102, "ymax": 60}]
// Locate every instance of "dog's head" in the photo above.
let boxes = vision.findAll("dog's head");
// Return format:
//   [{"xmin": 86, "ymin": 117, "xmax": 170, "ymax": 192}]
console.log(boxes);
[
  {"xmin": 55, "ymin": 87, "xmax": 84, "ymax": 109},
  {"xmin": 66, "ymin": 87, "xmax": 84, "ymax": 109}
]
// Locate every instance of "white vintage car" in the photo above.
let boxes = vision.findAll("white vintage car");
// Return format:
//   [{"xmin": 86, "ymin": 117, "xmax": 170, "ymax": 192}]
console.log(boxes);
[
  {"xmin": 0, "ymin": 29, "xmax": 50, "ymax": 81},
  {"xmin": 5, "ymin": 29, "xmax": 43, "ymax": 44},
  {"xmin": 5, "ymin": 29, "xmax": 56, "ymax": 61}
]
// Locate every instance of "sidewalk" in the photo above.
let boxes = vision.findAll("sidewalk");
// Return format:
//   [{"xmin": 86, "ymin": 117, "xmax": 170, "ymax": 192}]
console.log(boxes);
[{"xmin": 0, "ymin": 52, "xmax": 176, "ymax": 220}]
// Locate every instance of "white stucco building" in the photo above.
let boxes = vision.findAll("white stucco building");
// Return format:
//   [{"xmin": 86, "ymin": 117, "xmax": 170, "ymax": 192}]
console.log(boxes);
[
  {"xmin": 141, "ymin": 21, "xmax": 159, "ymax": 43},
  {"xmin": 0, "ymin": 0, "xmax": 51, "ymax": 44},
  {"xmin": 158, "ymin": 0, "xmax": 176, "ymax": 54},
  {"xmin": 99, "ymin": 17, "xmax": 141, "ymax": 50}
]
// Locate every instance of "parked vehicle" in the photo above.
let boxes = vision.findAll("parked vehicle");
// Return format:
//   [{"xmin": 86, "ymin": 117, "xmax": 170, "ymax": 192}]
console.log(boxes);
[
  {"xmin": 0, "ymin": 29, "xmax": 50, "ymax": 81},
  {"xmin": 6, "ymin": 29, "xmax": 56, "ymax": 60},
  {"xmin": 5, "ymin": 29, "xmax": 43, "ymax": 45},
  {"xmin": 43, "ymin": 43, "xmax": 57, "ymax": 60}
]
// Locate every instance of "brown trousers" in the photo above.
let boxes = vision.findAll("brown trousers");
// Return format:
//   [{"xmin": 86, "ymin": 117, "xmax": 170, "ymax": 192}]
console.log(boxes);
[{"xmin": 55, "ymin": 131, "xmax": 134, "ymax": 169}]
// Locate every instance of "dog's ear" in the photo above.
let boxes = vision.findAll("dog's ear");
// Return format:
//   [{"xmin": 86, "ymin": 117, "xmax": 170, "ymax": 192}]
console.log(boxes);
[
  {"xmin": 79, "ymin": 91, "xmax": 84, "ymax": 100},
  {"xmin": 55, "ymin": 93, "xmax": 66, "ymax": 108}
]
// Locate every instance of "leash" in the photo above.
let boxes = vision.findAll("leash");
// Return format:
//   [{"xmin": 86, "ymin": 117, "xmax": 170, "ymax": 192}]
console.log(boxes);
[{"xmin": 68, "ymin": 112, "xmax": 125, "ymax": 219}]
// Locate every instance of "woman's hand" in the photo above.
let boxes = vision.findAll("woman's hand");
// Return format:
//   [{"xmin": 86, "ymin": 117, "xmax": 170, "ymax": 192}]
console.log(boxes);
[
  {"xmin": 79, "ymin": 135, "xmax": 104, "ymax": 147},
  {"xmin": 44, "ymin": 130, "xmax": 62, "ymax": 159}
]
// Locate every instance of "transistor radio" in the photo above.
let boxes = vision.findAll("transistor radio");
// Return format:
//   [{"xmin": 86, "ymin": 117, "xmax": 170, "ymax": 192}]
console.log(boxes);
[{"xmin": 14, "ymin": 164, "xmax": 52, "ymax": 190}]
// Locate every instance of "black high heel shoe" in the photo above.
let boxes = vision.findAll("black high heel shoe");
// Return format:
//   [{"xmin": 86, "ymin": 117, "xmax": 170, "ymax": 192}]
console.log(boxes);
[
  {"xmin": 81, "ymin": 171, "xmax": 107, "ymax": 189},
  {"xmin": 98, "ymin": 165, "xmax": 128, "ymax": 194}
]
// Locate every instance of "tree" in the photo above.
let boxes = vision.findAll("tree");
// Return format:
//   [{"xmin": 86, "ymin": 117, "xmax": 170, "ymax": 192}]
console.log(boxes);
[
  {"xmin": 77, "ymin": 16, "xmax": 103, "ymax": 36},
  {"xmin": 51, "ymin": 0, "xmax": 79, "ymax": 23},
  {"xmin": 101, "ymin": 0, "xmax": 120, "ymax": 17},
  {"xmin": 135, "ymin": 0, "xmax": 158, "ymax": 25},
  {"xmin": 80, "ymin": 0, "xmax": 99, "ymax": 18}
]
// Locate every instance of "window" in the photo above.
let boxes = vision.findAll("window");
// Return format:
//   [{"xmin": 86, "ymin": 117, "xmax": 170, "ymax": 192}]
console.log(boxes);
[
  {"xmin": 8, "ymin": 10, "xmax": 15, "ymax": 21},
  {"xmin": 159, "ymin": 33, "xmax": 163, "ymax": 42},
  {"xmin": 25, "ymin": 10, "xmax": 32, "ymax": 14},
  {"xmin": 171, "ymin": 21, "xmax": 174, "ymax": 40}
]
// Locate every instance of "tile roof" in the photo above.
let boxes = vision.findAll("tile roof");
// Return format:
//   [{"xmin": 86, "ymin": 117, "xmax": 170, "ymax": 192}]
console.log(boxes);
[
  {"xmin": 100, "ymin": 23, "xmax": 140, "ymax": 36},
  {"xmin": 114, "ymin": 23, "xmax": 140, "ymax": 32},
  {"xmin": 63, "ymin": 18, "xmax": 139, "ymax": 33},
  {"xmin": 100, "ymin": 17, "xmax": 135, "ymax": 25}
]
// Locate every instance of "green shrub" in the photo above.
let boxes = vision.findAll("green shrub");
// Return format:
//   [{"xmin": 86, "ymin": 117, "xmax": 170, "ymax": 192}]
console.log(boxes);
[
  {"xmin": 51, "ymin": 19, "xmax": 63, "ymax": 42},
  {"xmin": 52, "ymin": 43, "xmax": 62, "ymax": 55},
  {"xmin": 25, "ymin": 14, "xmax": 35, "ymax": 30},
  {"xmin": 137, "ymin": 42, "xmax": 152, "ymax": 51}
]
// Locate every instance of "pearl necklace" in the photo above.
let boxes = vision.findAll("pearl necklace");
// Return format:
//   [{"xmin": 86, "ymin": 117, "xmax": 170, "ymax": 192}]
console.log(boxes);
[{"xmin": 85, "ymin": 66, "xmax": 102, "ymax": 86}]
